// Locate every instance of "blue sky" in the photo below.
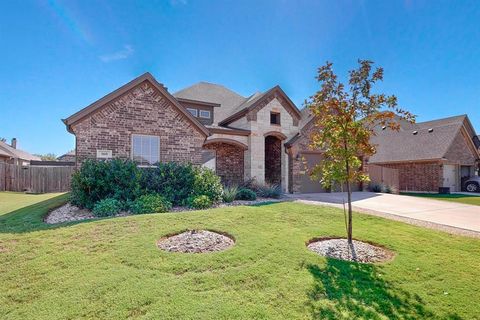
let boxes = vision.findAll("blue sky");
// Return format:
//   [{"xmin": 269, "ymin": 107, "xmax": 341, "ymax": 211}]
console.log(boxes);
[{"xmin": 1, "ymin": 0, "xmax": 480, "ymax": 155}]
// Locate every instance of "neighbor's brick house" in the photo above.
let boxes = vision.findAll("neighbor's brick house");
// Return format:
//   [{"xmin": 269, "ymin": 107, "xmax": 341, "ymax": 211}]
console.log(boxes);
[{"xmin": 63, "ymin": 73, "xmax": 479, "ymax": 193}]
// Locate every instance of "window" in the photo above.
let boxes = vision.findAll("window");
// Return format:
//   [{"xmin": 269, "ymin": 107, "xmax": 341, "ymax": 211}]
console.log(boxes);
[
  {"xmin": 186, "ymin": 108, "xmax": 198, "ymax": 117},
  {"xmin": 199, "ymin": 110, "xmax": 211, "ymax": 119},
  {"xmin": 132, "ymin": 134, "xmax": 160, "ymax": 166},
  {"xmin": 270, "ymin": 112, "xmax": 280, "ymax": 125}
]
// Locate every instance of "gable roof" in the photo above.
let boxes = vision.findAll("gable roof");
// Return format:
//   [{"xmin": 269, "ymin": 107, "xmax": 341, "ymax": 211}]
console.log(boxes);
[
  {"xmin": 0, "ymin": 141, "xmax": 41, "ymax": 161},
  {"xmin": 63, "ymin": 73, "xmax": 210, "ymax": 136},
  {"xmin": 218, "ymin": 85, "xmax": 302, "ymax": 126},
  {"xmin": 369, "ymin": 114, "xmax": 478, "ymax": 163},
  {"xmin": 174, "ymin": 82, "xmax": 246, "ymax": 107},
  {"xmin": 173, "ymin": 82, "xmax": 246, "ymax": 124}
]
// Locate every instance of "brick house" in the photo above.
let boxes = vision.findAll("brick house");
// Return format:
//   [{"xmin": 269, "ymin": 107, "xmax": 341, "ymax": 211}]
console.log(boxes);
[
  {"xmin": 0, "ymin": 138, "xmax": 41, "ymax": 165},
  {"xmin": 63, "ymin": 73, "xmax": 479, "ymax": 193},
  {"xmin": 366, "ymin": 115, "xmax": 480, "ymax": 192}
]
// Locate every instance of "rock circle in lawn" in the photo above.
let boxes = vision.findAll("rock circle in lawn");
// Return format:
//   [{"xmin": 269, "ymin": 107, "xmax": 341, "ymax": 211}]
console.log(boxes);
[
  {"xmin": 307, "ymin": 237, "xmax": 394, "ymax": 263},
  {"xmin": 157, "ymin": 230, "xmax": 235, "ymax": 253}
]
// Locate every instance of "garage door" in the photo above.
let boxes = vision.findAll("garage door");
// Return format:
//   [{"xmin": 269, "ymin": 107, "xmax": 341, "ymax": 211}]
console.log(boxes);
[
  {"xmin": 298, "ymin": 153, "xmax": 361, "ymax": 193},
  {"xmin": 299, "ymin": 153, "xmax": 327, "ymax": 193}
]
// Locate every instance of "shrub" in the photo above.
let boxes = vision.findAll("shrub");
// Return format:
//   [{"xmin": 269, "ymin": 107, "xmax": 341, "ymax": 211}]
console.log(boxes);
[
  {"xmin": 383, "ymin": 184, "xmax": 397, "ymax": 194},
  {"xmin": 92, "ymin": 198, "xmax": 123, "ymax": 217},
  {"xmin": 256, "ymin": 184, "xmax": 282, "ymax": 199},
  {"xmin": 222, "ymin": 185, "xmax": 238, "ymax": 203},
  {"xmin": 236, "ymin": 188, "xmax": 257, "ymax": 201},
  {"xmin": 192, "ymin": 167, "xmax": 223, "ymax": 203},
  {"xmin": 139, "ymin": 163, "xmax": 196, "ymax": 205},
  {"xmin": 187, "ymin": 195, "xmax": 213, "ymax": 209},
  {"xmin": 369, "ymin": 183, "xmax": 384, "ymax": 193},
  {"xmin": 130, "ymin": 194, "xmax": 172, "ymax": 214},
  {"xmin": 71, "ymin": 159, "xmax": 141, "ymax": 210}
]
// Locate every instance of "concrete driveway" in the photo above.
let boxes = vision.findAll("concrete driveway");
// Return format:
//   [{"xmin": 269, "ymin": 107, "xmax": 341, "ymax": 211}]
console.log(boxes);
[{"xmin": 288, "ymin": 192, "xmax": 480, "ymax": 233}]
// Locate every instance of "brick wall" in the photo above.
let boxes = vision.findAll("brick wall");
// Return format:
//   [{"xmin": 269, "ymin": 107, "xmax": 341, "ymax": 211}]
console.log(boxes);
[
  {"xmin": 444, "ymin": 130, "xmax": 477, "ymax": 165},
  {"xmin": 377, "ymin": 162, "xmax": 443, "ymax": 192},
  {"xmin": 71, "ymin": 81, "xmax": 206, "ymax": 165},
  {"xmin": 203, "ymin": 142, "xmax": 244, "ymax": 185}
]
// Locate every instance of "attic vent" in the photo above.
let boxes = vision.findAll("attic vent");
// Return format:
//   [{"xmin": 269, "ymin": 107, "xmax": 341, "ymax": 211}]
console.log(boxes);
[
  {"xmin": 428, "ymin": 128, "xmax": 434, "ymax": 133},
  {"xmin": 412, "ymin": 130, "xmax": 418, "ymax": 135},
  {"xmin": 382, "ymin": 126, "xmax": 386, "ymax": 130}
]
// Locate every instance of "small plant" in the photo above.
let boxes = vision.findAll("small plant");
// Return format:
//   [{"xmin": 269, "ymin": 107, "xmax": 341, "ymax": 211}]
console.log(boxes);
[
  {"xmin": 236, "ymin": 188, "xmax": 257, "ymax": 201},
  {"xmin": 130, "ymin": 194, "xmax": 172, "ymax": 214},
  {"xmin": 369, "ymin": 183, "xmax": 384, "ymax": 193},
  {"xmin": 92, "ymin": 198, "xmax": 123, "ymax": 217},
  {"xmin": 256, "ymin": 184, "xmax": 282, "ymax": 199},
  {"xmin": 187, "ymin": 195, "xmax": 213, "ymax": 209},
  {"xmin": 382, "ymin": 184, "xmax": 397, "ymax": 194},
  {"xmin": 222, "ymin": 185, "xmax": 238, "ymax": 203}
]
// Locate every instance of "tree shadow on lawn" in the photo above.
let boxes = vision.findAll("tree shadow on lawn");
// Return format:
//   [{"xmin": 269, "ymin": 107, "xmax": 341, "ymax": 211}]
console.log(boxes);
[
  {"xmin": 306, "ymin": 259, "xmax": 462, "ymax": 320},
  {"xmin": 0, "ymin": 194, "xmax": 90, "ymax": 234}
]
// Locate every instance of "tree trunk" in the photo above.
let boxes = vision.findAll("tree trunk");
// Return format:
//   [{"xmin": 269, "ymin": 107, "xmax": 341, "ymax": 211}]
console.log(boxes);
[{"xmin": 346, "ymin": 179, "xmax": 353, "ymax": 244}]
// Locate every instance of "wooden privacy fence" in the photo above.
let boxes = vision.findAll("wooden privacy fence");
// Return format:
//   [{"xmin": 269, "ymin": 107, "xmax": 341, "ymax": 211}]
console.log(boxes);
[
  {"xmin": 0, "ymin": 163, "xmax": 75, "ymax": 193},
  {"xmin": 368, "ymin": 164, "xmax": 399, "ymax": 192}
]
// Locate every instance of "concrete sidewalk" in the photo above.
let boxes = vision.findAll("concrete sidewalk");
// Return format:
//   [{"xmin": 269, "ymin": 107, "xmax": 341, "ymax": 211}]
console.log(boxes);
[{"xmin": 287, "ymin": 192, "xmax": 480, "ymax": 234}]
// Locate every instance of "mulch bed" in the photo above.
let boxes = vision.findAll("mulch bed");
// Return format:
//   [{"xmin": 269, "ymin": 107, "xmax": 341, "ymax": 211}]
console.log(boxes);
[
  {"xmin": 307, "ymin": 237, "xmax": 395, "ymax": 263},
  {"xmin": 157, "ymin": 230, "xmax": 235, "ymax": 253}
]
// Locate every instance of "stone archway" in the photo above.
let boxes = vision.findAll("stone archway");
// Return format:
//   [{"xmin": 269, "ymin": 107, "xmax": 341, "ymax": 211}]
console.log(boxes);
[{"xmin": 265, "ymin": 135, "xmax": 282, "ymax": 185}]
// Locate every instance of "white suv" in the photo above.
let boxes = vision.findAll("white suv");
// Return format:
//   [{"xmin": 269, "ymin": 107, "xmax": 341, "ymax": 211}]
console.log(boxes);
[{"xmin": 464, "ymin": 176, "xmax": 480, "ymax": 193}]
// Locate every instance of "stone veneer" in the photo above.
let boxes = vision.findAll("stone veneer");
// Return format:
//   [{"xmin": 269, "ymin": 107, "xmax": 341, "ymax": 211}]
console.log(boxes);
[
  {"xmin": 229, "ymin": 96, "xmax": 299, "ymax": 191},
  {"xmin": 71, "ymin": 81, "xmax": 206, "ymax": 165}
]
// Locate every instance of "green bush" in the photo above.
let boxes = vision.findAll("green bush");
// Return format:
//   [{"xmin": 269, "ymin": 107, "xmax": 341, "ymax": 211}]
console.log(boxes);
[
  {"xmin": 139, "ymin": 163, "xmax": 196, "ymax": 205},
  {"xmin": 130, "ymin": 194, "xmax": 172, "ymax": 214},
  {"xmin": 236, "ymin": 188, "xmax": 257, "ymax": 201},
  {"xmin": 192, "ymin": 167, "xmax": 223, "ymax": 203},
  {"xmin": 92, "ymin": 198, "xmax": 123, "ymax": 217},
  {"xmin": 222, "ymin": 185, "xmax": 238, "ymax": 203},
  {"xmin": 71, "ymin": 159, "xmax": 141, "ymax": 210},
  {"xmin": 187, "ymin": 195, "xmax": 213, "ymax": 209}
]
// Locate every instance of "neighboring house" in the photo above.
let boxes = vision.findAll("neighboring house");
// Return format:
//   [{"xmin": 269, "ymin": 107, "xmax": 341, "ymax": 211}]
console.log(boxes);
[
  {"xmin": 367, "ymin": 115, "xmax": 480, "ymax": 192},
  {"xmin": 0, "ymin": 138, "xmax": 41, "ymax": 165},
  {"xmin": 57, "ymin": 150, "xmax": 76, "ymax": 162},
  {"xmin": 62, "ymin": 72, "xmax": 479, "ymax": 193}
]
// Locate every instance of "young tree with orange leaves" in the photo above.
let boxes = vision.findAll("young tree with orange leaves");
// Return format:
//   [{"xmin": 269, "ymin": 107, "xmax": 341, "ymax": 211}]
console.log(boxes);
[{"xmin": 307, "ymin": 60, "xmax": 415, "ymax": 244}]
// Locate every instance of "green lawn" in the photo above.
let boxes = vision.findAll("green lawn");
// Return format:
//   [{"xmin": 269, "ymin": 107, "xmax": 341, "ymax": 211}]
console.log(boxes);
[
  {"xmin": 0, "ymin": 193, "xmax": 479, "ymax": 319},
  {"xmin": 402, "ymin": 192, "xmax": 480, "ymax": 206}
]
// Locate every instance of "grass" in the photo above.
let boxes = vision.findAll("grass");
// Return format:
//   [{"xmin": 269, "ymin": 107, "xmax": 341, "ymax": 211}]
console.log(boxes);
[
  {"xmin": 402, "ymin": 192, "xmax": 480, "ymax": 206},
  {"xmin": 0, "ymin": 193, "xmax": 479, "ymax": 319}
]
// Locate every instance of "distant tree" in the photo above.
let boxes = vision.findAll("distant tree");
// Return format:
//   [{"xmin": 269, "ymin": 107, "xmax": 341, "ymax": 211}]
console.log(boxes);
[
  {"xmin": 306, "ymin": 60, "xmax": 415, "ymax": 244},
  {"xmin": 36, "ymin": 153, "xmax": 57, "ymax": 161},
  {"xmin": 0, "ymin": 137, "xmax": 6, "ymax": 143}
]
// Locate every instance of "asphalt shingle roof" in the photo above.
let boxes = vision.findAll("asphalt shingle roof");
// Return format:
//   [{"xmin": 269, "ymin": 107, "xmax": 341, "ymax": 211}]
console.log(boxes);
[
  {"xmin": 0, "ymin": 141, "xmax": 41, "ymax": 162},
  {"xmin": 369, "ymin": 115, "xmax": 468, "ymax": 163},
  {"xmin": 173, "ymin": 82, "xmax": 247, "ymax": 124}
]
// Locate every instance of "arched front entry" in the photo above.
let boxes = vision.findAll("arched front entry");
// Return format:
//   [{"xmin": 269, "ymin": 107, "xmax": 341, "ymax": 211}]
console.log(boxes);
[{"xmin": 264, "ymin": 135, "xmax": 282, "ymax": 185}]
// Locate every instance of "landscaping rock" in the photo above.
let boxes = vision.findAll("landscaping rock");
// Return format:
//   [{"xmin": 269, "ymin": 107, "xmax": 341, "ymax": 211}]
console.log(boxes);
[
  {"xmin": 307, "ymin": 238, "xmax": 394, "ymax": 263},
  {"xmin": 157, "ymin": 230, "xmax": 235, "ymax": 253},
  {"xmin": 45, "ymin": 198, "xmax": 284, "ymax": 224},
  {"xmin": 45, "ymin": 203, "xmax": 95, "ymax": 224}
]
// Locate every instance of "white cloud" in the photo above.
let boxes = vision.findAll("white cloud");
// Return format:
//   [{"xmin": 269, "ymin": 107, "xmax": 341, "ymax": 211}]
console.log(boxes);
[{"xmin": 99, "ymin": 45, "xmax": 134, "ymax": 62}]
